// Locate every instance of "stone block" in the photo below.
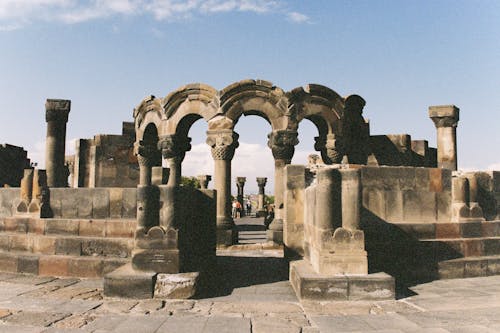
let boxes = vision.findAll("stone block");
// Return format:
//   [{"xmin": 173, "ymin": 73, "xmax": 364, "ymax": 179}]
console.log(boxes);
[
  {"xmin": 27, "ymin": 218, "xmax": 45, "ymax": 234},
  {"xmin": 395, "ymin": 223, "xmax": 436, "ymax": 239},
  {"xmin": 483, "ymin": 238, "xmax": 500, "ymax": 255},
  {"xmin": 60, "ymin": 191, "xmax": 78, "ymax": 218},
  {"xmin": 464, "ymin": 259, "xmax": 488, "ymax": 277},
  {"xmin": 32, "ymin": 236, "xmax": 56, "ymax": 254},
  {"xmin": 122, "ymin": 188, "xmax": 137, "ymax": 218},
  {"xmin": 132, "ymin": 249, "xmax": 179, "ymax": 273},
  {"xmin": 104, "ymin": 263, "xmax": 156, "ymax": 299},
  {"xmin": 217, "ymin": 229, "xmax": 238, "ymax": 246},
  {"xmin": 384, "ymin": 190, "xmax": 403, "ymax": 222},
  {"xmin": 429, "ymin": 168, "xmax": 444, "ymax": 192},
  {"xmin": 436, "ymin": 191, "xmax": 451, "ymax": 222},
  {"xmin": 4, "ymin": 217, "xmax": 28, "ymax": 233},
  {"xmin": 9, "ymin": 234, "xmax": 31, "ymax": 251},
  {"xmin": 109, "ymin": 188, "xmax": 123, "ymax": 218},
  {"xmin": 78, "ymin": 219, "xmax": 105, "ymax": 237},
  {"xmin": 76, "ymin": 189, "xmax": 93, "ymax": 218},
  {"xmin": 55, "ymin": 238, "xmax": 81, "ymax": 255},
  {"xmin": 487, "ymin": 257, "xmax": 500, "ymax": 275},
  {"xmin": 68, "ymin": 257, "xmax": 103, "ymax": 277},
  {"xmin": 154, "ymin": 272, "xmax": 199, "ymax": 299},
  {"xmin": 105, "ymin": 220, "xmax": 135, "ymax": 238},
  {"xmin": 266, "ymin": 229, "xmax": 283, "ymax": 244},
  {"xmin": 0, "ymin": 252, "xmax": 18, "ymax": 272},
  {"xmin": 362, "ymin": 188, "xmax": 385, "ymax": 219},
  {"xmin": 482, "ymin": 221, "xmax": 500, "ymax": 237},
  {"xmin": 438, "ymin": 260, "xmax": 464, "ymax": 279},
  {"xmin": 92, "ymin": 189, "xmax": 110, "ymax": 218},
  {"xmin": 102, "ymin": 258, "xmax": 128, "ymax": 275},
  {"xmin": 50, "ymin": 199, "xmax": 62, "ymax": 218},
  {"xmin": 39, "ymin": 255, "xmax": 70, "ymax": 276},
  {"xmin": 435, "ymin": 223, "xmax": 461, "ymax": 238},
  {"xmin": 415, "ymin": 168, "xmax": 431, "ymax": 191},
  {"xmin": 462, "ymin": 239, "xmax": 483, "ymax": 257},
  {"xmin": 81, "ymin": 238, "xmax": 132, "ymax": 258},
  {"xmin": 45, "ymin": 219, "xmax": 79, "ymax": 235},
  {"xmin": 0, "ymin": 234, "xmax": 9, "ymax": 251},
  {"xmin": 347, "ymin": 273, "xmax": 395, "ymax": 300},
  {"xmin": 17, "ymin": 255, "xmax": 39, "ymax": 274}
]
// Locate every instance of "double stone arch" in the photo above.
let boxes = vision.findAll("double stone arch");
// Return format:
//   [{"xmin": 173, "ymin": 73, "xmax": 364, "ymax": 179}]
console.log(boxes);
[{"xmin": 132, "ymin": 79, "xmax": 366, "ymax": 243}]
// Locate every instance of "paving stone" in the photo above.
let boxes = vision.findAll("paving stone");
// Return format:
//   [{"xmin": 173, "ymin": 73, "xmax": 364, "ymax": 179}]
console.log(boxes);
[
  {"xmin": 80, "ymin": 314, "xmax": 125, "ymax": 331},
  {"xmin": 96, "ymin": 300, "xmax": 138, "ymax": 313},
  {"xmin": 109, "ymin": 315, "xmax": 167, "ymax": 333},
  {"xmin": 1, "ymin": 311, "xmax": 70, "ymax": 327},
  {"xmin": 210, "ymin": 301, "xmax": 302, "ymax": 316},
  {"xmin": 251, "ymin": 316, "xmax": 301, "ymax": 333},
  {"xmin": 357, "ymin": 313, "xmax": 421, "ymax": 331},
  {"xmin": 203, "ymin": 316, "xmax": 250, "ymax": 333},
  {"xmin": 156, "ymin": 315, "xmax": 208, "ymax": 333},
  {"xmin": 0, "ymin": 325, "xmax": 44, "ymax": 333},
  {"xmin": 309, "ymin": 315, "xmax": 375, "ymax": 332},
  {"xmin": 130, "ymin": 300, "xmax": 165, "ymax": 314}
]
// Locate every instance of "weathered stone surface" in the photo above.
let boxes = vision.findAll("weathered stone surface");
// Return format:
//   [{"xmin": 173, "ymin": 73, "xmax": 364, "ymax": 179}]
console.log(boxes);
[
  {"xmin": 154, "ymin": 272, "xmax": 199, "ymax": 299},
  {"xmin": 104, "ymin": 263, "xmax": 156, "ymax": 299}
]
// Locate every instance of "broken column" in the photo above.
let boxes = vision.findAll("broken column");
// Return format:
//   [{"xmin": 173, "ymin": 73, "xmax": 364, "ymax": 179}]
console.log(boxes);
[
  {"xmin": 256, "ymin": 177, "xmax": 267, "ymax": 217},
  {"xmin": 45, "ymin": 99, "xmax": 70, "ymax": 187},
  {"xmin": 236, "ymin": 177, "xmax": 246, "ymax": 216},
  {"xmin": 206, "ymin": 129, "xmax": 239, "ymax": 245},
  {"xmin": 197, "ymin": 175, "xmax": 212, "ymax": 189},
  {"xmin": 429, "ymin": 105, "xmax": 459, "ymax": 170},
  {"xmin": 267, "ymin": 129, "xmax": 299, "ymax": 243},
  {"xmin": 16, "ymin": 168, "xmax": 34, "ymax": 213}
]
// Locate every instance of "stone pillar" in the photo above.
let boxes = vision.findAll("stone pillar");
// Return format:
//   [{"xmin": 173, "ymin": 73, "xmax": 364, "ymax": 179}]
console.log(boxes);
[
  {"xmin": 429, "ymin": 105, "xmax": 459, "ymax": 170},
  {"xmin": 197, "ymin": 175, "xmax": 212, "ymax": 189},
  {"xmin": 158, "ymin": 135, "xmax": 192, "ymax": 187},
  {"xmin": 314, "ymin": 133, "xmax": 344, "ymax": 164},
  {"xmin": 451, "ymin": 176, "xmax": 469, "ymax": 222},
  {"xmin": 206, "ymin": 129, "xmax": 239, "ymax": 245},
  {"xmin": 16, "ymin": 168, "xmax": 34, "ymax": 213},
  {"xmin": 464, "ymin": 173, "xmax": 484, "ymax": 219},
  {"xmin": 267, "ymin": 129, "xmax": 299, "ymax": 243},
  {"xmin": 314, "ymin": 168, "xmax": 342, "ymax": 231},
  {"xmin": 45, "ymin": 99, "xmax": 70, "ymax": 187},
  {"xmin": 28, "ymin": 169, "xmax": 48, "ymax": 214},
  {"xmin": 256, "ymin": 177, "xmax": 267, "ymax": 217},
  {"xmin": 340, "ymin": 168, "xmax": 361, "ymax": 231},
  {"xmin": 236, "ymin": 177, "xmax": 246, "ymax": 217}
]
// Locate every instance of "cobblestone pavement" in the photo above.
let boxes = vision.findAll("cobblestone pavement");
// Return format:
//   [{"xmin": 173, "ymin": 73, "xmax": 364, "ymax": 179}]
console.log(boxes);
[{"xmin": 0, "ymin": 216, "xmax": 499, "ymax": 332}]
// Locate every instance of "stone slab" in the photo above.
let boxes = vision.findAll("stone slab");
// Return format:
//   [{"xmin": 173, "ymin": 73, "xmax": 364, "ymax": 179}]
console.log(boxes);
[{"xmin": 104, "ymin": 263, "xmax": 156, "ymax": 299}]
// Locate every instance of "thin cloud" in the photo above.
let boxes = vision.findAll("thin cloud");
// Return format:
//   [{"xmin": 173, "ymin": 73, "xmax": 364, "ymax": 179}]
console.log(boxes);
[{"xmin": 0, "ymin": 0, "xmax": 309, "ymax": 30}]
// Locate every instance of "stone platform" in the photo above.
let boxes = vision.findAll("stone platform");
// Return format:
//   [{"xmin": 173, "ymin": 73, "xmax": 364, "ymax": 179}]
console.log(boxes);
[{"xmin": 290, "ymin": 260, "xmax": 395, "ymax": 301}]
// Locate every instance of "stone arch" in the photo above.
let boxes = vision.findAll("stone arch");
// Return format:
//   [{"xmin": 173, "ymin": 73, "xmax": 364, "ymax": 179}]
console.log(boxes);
[
  {"xmin": 134, "ymin": 95, "xmax": 163, "ymax": 143},
  {"xmin": 219, "ymin": 79, "xmax": 289, "ymax": 131},
  {"xmin": 160, "ymin": 83, "xmax": 219, "ymax": 137}
]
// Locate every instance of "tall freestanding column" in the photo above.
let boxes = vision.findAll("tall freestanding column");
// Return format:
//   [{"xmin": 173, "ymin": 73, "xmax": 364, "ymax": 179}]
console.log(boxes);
[
  {"xmin": 45, "ymin": 99, "xmax": 71, "ymax": 187},
  {"xmin": 158, "ymin": 134, "xmax": 191, "ymax": 186},
  {"xmin": 236, "ymin": 177, "xmax": 246, "ymax": 216},
  {"xmin": 256, "ymin": 177, "xmax": 267, "ymax": 217},
  {"xmin": 429, "ymin": 105, "xmax": 459, "ymax": 170},
  {"xmin": 206, "ymin": 129, "xmax": 239, "ymax": 245},
  {"xmin": 267, "ymin": 129, "xmax": 299, "ymax": 243}
]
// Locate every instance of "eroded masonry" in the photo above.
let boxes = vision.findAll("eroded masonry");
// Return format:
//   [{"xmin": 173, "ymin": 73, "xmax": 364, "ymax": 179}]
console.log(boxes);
[{"xmin": 0, "ymin": 80, "xmax": 499, "ymax": 300}]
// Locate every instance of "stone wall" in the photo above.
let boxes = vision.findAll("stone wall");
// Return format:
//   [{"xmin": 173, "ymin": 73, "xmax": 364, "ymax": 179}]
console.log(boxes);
[
  {"xmin": 369, "ymin": 135, "xmax": 436, "ymax": 167},
  {"xmin": 474, "ymin": 171, "xmax": 500, "ymax": 221},
  {"xmin": 0, "ymin": 187, "xmax": 136, "ymax": 219},
  {"xmin": 71, "ymin": 122, "xmax": 138, "ymax": 188},
  {"xmin": 0, "ymin": 144, "xmax": 31, "ymax": 187},
  {"xmin": 361, "ymin": 167, "xmax": 452, "ymax": 223}
]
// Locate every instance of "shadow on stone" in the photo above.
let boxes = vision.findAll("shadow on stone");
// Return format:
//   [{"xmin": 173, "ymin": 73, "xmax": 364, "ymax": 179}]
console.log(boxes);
[{"xmin": 196, "ymin": 255, "xmax": 289, "ymax": 298}]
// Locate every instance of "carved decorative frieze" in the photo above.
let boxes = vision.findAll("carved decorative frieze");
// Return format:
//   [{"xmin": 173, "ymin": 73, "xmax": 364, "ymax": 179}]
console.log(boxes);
[
  {"xmin": 206, "ymin": 130, "xmax": 239, "ymax": 160},
  {"xmin": 267, "ymin": 130, "xmax": 299, "ymax": 163}
]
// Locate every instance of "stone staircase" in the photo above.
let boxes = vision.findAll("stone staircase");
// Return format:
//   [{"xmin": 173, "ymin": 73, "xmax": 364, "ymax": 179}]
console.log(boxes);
[
  {"xmin": 0, "ymin": 217, "xmax": 136, "ymax": 277},
  {"xmin": 393, "ymin": 220, "xmax": 500, "ymax": 279}
]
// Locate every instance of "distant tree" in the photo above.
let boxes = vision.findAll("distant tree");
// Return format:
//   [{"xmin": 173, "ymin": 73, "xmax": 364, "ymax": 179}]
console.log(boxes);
[
  {"xmin": 180, "ymin": 176, "xmax": 200, "ymax": 188},
  {"xmin": 265, "ymin": 195, "xmax": 275, "ymax": 204}
]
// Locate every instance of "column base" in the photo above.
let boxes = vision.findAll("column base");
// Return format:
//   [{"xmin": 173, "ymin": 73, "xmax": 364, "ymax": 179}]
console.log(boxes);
[
  {"xmin": 131, "ymin": 249, "xmax": 180, "ymax": 273},
  {"xmin": 267, "ymin": 229, "xmax": 283, "ymax": 244},
  {"xmin": 290, "ymin": 260, "xmax": 395, "ymax": 301},
  {"xmin": 216, "ymin": 228, "xmax": 238, "ymax": 246},
  {"xmin": 104, "ymin": 263, "xmax": 156, "ymax": 299}
]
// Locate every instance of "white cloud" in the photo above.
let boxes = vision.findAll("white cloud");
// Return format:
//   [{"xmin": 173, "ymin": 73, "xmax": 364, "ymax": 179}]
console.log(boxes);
[
  {"xmin": 487, "ymin": 163, "xmax": 500, "ymax": 171},
  {"xmin": 286, "ymin": 11, "xmax": 310, "ymax": 24},
  {"xmin": 0, "ymin": 0, "xmax": 310, "ymax": 30}
]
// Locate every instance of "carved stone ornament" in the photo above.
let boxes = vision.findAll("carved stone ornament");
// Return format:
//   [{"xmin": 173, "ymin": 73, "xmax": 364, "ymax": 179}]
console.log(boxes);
[
  {"xmin": 430, "ymin": 116, "xmax": 459, "ymax": 128},
  {"xmin": 45, "ymin": 99, "xmax": 71, "ymax": 123},
  {"xmin": 134, "ymin": 141, "xmax": 158, "ymax": 167},
  {"xmin": 158, "ymin": 135, "xmax": 192, "ymax": 159},
  {"xmin": 267, "ymin": 130, "xmax": 299, "ymax": 163},
  {"xmin": 206, "ymin": 130, "xmax": 239, "ymax": 160}
]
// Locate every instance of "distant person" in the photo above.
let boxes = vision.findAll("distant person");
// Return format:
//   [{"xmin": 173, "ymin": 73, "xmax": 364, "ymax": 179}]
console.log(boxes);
[
  {"xmin": 246, "ymin": 202, "xmax": 251, "ymax": 215},
  {"xmin": 235, "ymin": 200, "xmax": 242, "ymax": 218},
  {"xmin": 232, "ymin": 200, "xmax": 238, "ymax": 219}
]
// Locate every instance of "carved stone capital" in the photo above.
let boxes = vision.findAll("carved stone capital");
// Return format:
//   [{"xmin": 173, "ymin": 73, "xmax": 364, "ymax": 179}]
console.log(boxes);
[
  {"xmin": 45, "ymin": 99, "xmax": 71, "ymax": 123},
  {"xmin": 206, "ymin": 130, "xmax": 239, "ymax": 160},
  {"xmin": 429, "ymin": 105, "xmax": 460, "ymax": 128},
  {"xmin": 268, "ymin": 130, "xmax": 299, "ymax": 163},
  {"xmin": 158, "ymin": 134, "xmax": 192, "ymax": 160},
  {"xmin": 236, "ymin": 177, "xmax": 246, "ymax": 188},
  {"xmin": 314, "ymin": 134, "xmax": 344, "ymax": 164},
  {"xmin": 256, "ymin": 177, "xmax": 267, "ymax": 188},
  {"xmin": 197, "ymin": 175, "xmax": 211, "ymax": 189},
  {"xmin": 134, "ymin": 141, "xmax": 158, "ymax": 168}
]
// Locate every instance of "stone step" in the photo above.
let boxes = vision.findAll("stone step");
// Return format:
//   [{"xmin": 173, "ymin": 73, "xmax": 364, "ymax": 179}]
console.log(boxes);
[
  {"xmin": 420, "ymin": 237, "xmax": 500, "ymax": 257},
  {"xmin": 0, "ymin": 250, "xmax": 128, "ymax": 277},
  {"xmin": 390, "ymin": 220, "xmax": 500, "ymax": 240},
  {"xmin": 0, "ymin": 232, "xmax": 134, "ymax": 258},
  {"xmin": 0, "ymin": 217, "xmax": 136, "ymax": 238},
  {"xmin": 438, "ymin": 255, "xmax": 500, "ymax": 279}
]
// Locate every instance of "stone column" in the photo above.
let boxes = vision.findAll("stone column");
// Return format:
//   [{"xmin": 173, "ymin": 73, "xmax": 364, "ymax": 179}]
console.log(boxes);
[
  {"xmin": 340, "ymin": 168, "xmax": 361, "ymax": 231},
  {"xmin": 45, "ymin": 99, "xmax": 70, "ymax": 187},
  {"xmin": 158, "ymin": 135, "xmax": 192, "ymax": 187},
  {"xmin": 256, "ymin": 177, "xmax": 267, "ymax": 217},
  {"xmin": 429, "ymin": 105, "xmax": 459, "ymax": 170},
  {"xmin": 236, "ymin": 177, "xmax": 246, "ymax": 217},
  {"xmin": 197, "ymin": 175, "xmax": 212, "ymax": 189},
  {"xmin": 267, "ymin": 129, "xmax": 299, "ymax": 243},
  {"xmin": 206, "ymin": 129, "xmax": 239, "ymax": 245},
  {"xmin": 464, "ymin": 173, "xmax": 484, "ymax": 219}
]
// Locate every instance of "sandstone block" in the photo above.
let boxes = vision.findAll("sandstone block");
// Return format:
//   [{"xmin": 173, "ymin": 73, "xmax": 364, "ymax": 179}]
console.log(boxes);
[
  {"xmin": 122, "ymin": 188, "xmax": 137, "ymax": 218},
  {"xmin": 32, "ymin": 236, "xmax": 56, "ymax": 254},
  {"xmin": 68, "ymin": 257, "xmax": 103, "ymax": 277},
  {"xmin": 39, "ymin": 255, "xmax": 70, "ymax": 276},
  {"xmin": 154, "ymin": 272, "xmax": 199, "ymax": 299},
  {"xmin": 55, "ymin": 238, "xmax": 81, "ymax": 255},
  {"xmin": 109, "ymin": 188, "xmax": 123, "ymax": 218},
  {"xmin": 92, "ymin": 189, "xmax": 110, "ymax": 218},
  {"xmin": 78, "ymin": 219, "xmax": 105, "ymax": 237},
  {"xmin": 104, "ymin": 263, "xmax": 156, "ymax": 299},
  {"xmin": 45, "ymin": 219, "xmax": 79, "ymax": 235},
  {"xmin": 0, "ymin": 252, "xmax": 18, "ymax": 272},
  {"xmin": 17, "ymin": 255, "xmax": 39, "ymax": 274}
]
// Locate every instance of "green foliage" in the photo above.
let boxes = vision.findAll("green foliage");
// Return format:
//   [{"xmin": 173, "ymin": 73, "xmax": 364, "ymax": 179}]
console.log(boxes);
[
  {"xmin": 265, "ymin": 195, "xmax": 275, "ymax": 204},
  {"xmin": 181, "ymin": 176, "xmax": 200, "ymax": 188}
]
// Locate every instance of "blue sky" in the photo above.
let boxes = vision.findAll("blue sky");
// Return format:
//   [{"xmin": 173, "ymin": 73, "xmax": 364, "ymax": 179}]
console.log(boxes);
[{"xmin": 1, "ymin": 0, "xmax": 499, "ymax": 193}]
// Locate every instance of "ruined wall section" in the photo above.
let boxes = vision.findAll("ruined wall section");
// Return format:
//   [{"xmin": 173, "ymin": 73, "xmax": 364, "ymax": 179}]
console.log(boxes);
[
  {"xmin": 70, "ymin": 122, "xmax": 138, "ymax": 188},
  {"xmin": 474, "ymin": 171, "xmax": 500, "ymax": 221},
  {"xmin": 0, "ymin": 144, "xmax": 31, "ymax": 187},
  {"xmin": 369, "ymin": 135, "xmax": 437, "ymax": 167}
]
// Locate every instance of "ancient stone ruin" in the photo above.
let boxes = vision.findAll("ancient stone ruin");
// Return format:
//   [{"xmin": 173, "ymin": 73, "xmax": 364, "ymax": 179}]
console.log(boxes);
[{"xmin": 0, "ymin": 79, "xmax": 499, "ymax": 301}]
